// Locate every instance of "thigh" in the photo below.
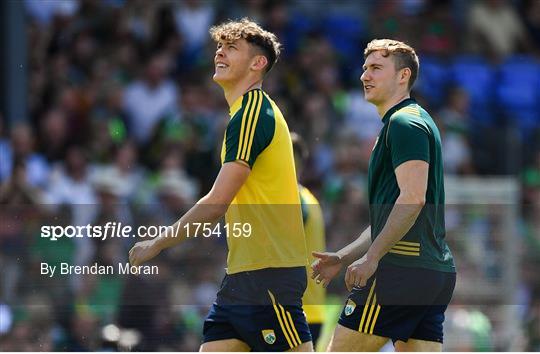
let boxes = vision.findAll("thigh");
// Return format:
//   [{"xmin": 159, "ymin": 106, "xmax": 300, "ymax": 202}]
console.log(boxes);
[
  {"xmin": 199, "ymin": 338, "xmax": 251, "ymax": 352},
  {"xmin": 327, "ymin": 324, "xmax": 388, "ymax": 352},
  {"xmin": 395, "ymin": 338, "xmax": 442, "ymax": 352},
  {"xmin": 287, "ymin": 341, "xmax": 314, "ymax": 352}
]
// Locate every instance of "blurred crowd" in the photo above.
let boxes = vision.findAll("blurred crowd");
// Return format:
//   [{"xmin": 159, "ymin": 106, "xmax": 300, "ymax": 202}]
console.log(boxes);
[{"xmin": 0, "ymin": 0, "xmax": 539, "ymax": 351}]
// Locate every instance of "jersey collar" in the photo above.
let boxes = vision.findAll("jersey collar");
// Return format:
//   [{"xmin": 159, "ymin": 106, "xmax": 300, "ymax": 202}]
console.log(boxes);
[
  {"xmin": 229, "ymin": 95, "xmax": 244, "ymax": 117},
  {"xmin": 228, "ymin": 88, "xmax": 263, "ymax": 117},
  {"xmin": 382, "ymin": 98, "xmax": 416, "ymax": 124}
]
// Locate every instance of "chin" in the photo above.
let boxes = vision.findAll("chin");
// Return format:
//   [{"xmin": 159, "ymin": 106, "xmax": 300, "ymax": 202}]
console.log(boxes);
[{"xmin": 213, "ymin": 74, "xmax": 226, "ymax": 85}]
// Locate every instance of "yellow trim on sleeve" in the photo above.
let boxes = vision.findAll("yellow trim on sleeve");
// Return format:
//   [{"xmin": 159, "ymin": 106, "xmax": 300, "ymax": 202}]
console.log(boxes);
[
  {"xmin": 244, "ymin": 92, "xmax": 264, "ymax": 162},
  {"xmin": 236, "ymin": 92, "xmax": 253, "ymax": 160},
  {"xmin": 239, "ymin": 91, "xmax": 262, "ymax": 161}
]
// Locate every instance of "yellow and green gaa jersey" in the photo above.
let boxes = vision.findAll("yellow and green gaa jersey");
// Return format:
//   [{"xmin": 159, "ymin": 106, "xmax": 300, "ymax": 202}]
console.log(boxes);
[
  {"xmin": 221, "ymin": 88, "xmax": 307, "ymax": 274},
  {"xmin": 299, "ymin": 185, "xmax": 326, "ymax": 324}
]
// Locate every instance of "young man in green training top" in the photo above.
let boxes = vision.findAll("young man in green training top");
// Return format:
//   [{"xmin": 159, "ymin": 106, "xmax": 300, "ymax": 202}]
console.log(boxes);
[{"xmin": 312, "ymin": 39, "xmax": 456, "ymax": 352}]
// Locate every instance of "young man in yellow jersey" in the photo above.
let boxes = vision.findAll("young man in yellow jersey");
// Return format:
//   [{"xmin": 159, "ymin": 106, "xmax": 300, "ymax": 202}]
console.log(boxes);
[
  {"xmin": 291, "ymin": 133, "xmax": 326, "ymax": 349},
  {"xmin": 129, "ymin": 19, "xmax": 312, "ymax": 352}
]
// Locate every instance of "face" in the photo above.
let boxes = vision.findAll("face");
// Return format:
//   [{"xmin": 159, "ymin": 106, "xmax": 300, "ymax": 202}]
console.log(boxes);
[
  {"xmin": 213, "ymin": 38, "xmax": 256, "ymax": 87},
  {"xmin": 360, "ymin": 51, "xmax": 403, "ymax": 106}
]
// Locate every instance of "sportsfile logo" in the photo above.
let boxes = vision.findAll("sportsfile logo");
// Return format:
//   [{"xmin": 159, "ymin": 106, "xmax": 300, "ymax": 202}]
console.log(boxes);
[{"xmin": 41, "ymin": 222, "xmax": 136, "ymax": 241}]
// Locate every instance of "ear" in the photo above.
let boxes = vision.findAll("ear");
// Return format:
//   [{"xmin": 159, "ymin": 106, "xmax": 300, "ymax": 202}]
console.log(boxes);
[
  {"xmin": 250, "ymin": 55, "xmax": 268, "ymax": 73},
  {"xmin": 399, "ymin": 68, "xmax": 411, "ymax": 85}
]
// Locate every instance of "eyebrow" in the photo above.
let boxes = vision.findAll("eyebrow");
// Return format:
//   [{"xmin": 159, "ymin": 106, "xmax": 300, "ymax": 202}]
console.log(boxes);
[
  {"xmin": 363, "ymin": 63, "xmax": 383, "ymax": 70},
  {"xmin": 218, "ymin": 40, "xmax": 237, "ymax": 46}
]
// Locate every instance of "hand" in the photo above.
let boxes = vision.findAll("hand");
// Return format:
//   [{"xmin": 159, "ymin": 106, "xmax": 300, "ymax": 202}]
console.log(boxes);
[
  {"xmin": 129, "ymin": 240, "xmax": 161, "ymax": 266},
  {"xmin": 345, "ymin": 255, "xmax": 378, "ymax": 292},
  {"xmin": 311, "ymin": 251, "xmax": 343, "ymax": 288}
]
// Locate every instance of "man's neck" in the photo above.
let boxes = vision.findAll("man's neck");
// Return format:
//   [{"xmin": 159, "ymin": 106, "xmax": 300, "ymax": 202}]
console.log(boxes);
[
  {"xmin": 377, "ymin": 92, "xmax": 411, "ymax": 118},
  {"xmin": 223, "ymin": 78, "xmax": 263, "ymax": 107}
]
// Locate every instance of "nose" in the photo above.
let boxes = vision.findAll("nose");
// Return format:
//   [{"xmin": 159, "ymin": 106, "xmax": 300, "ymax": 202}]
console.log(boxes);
[{"xmin": 360, "ymin": 70, "xmax": 368, "ymax": 83}]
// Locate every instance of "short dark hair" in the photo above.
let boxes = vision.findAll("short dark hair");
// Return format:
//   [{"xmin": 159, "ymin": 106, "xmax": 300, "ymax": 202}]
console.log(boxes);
[
  {"xmin": 210, "ymin": 18, "xmax": 282, "ymax": 74},
  {"xmin": 364, "ymin": 39, "xmax": 419, "ymax": 90}
]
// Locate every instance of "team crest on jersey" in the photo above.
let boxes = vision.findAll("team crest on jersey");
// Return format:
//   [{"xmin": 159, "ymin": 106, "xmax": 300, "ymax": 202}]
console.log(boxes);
[
  {"xmin": 262, "ymin": 329, "xmax": 276, "ymax": 344},
  {"xmin": 344, "ymin": 299, "xmax": 356, "ymax": 316}
]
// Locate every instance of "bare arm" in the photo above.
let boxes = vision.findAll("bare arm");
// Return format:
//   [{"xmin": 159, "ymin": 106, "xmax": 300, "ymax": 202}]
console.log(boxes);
[
  {"xmin": 310, "ymin": 226, "xmax": 371, "ymax": 288},
  {"xmin": 366, "ymin": 160, "xmax": 427, "ymax": 261},
  {"xmin": 129, "ymin": 161, "xmax": 250, "ymax": 266},
  {"xmin": 345, "ymin": 160, "xmax": 428, "ymax": 289},
  {"xmin": 336, "ymin": 226, "xmax": 372, "ymax": 266}
]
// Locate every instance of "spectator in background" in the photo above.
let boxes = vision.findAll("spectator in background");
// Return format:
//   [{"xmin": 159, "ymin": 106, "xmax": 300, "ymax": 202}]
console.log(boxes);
[
  {"xmin": 45, "ymin": 145, "xmax": 96, "ymax": 226},
  {"xmin": 368, "ymin": 1, "xmax": 418, "ymax": 45},
  {"xmin": 466, "ymin": 0, "xmax": 532, "ymax": 61},
  {"xmin": 37, "ymin": 108, "xmax": 70, "ymax": 163},
  {"xmin": 522, "ymin": 0, "xmax": 540, "ymax": 54},
  {"xmin": 418, "ymin": 0, "xmax": 458, "ymax": 56},
  {"xmin": 56, "ymin": 86, "xmax": 93, "ymax": 146},
  {"xmin": 123, "ymin": 54, "xmax": 180, "ymax": 145},
  {"xmin": 24, "ymin": 0, "xmax": 79, "ymax": 27},
  {"xmin": 153, "ymin": 148, "xmax": 198, "ymax": 206},
  {"xmin": 93, "ymin": 140, "xmax": 144, "ymax": 203},
  {"xmin": 119, "ymin": 0, "xmax": 160, "ymax": 42},
  {"xmin": 173, "ymin": 0, "xmax": 215, "ymax": 52},
  {"xmin": 0, "ymin": 123, "xmax": 50, "ymax": 188},
  {"xmin": 150, "ymin": 3, "xmax": 183, "ymax": 57},
  {"xmin": 343, "ymin": 89, "xmax": 382, "ymax": 142},
  {"xmin": 0, "ymin": 159, "xmax": 44, "ymax": 205},
  {"xmin": 437, "ymin": 87, "xmax": 475, "ymax": 175}
]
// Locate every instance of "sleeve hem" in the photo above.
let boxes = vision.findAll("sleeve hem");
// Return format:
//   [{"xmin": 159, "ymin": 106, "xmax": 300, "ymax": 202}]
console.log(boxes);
[
  {"xmin": 392, "ymin": 154, "xmax": 429, "ymax": 169},
  {"xmin": 223, "ymin": 158, "xmax": 252, "ymax": 169}
]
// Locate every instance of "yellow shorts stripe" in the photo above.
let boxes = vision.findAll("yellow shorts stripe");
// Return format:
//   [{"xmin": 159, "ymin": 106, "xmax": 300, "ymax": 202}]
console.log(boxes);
[
  {"xmin": 388, "ymin": 249, "xmax": 420, "ymax": 256},
  {"xmin": 236, "ymin": 91, "xmax": 253, "ymax": 160},
  {"xmin": 369, "ymin": 305, "xmax": 382, "ymax": 334},
  {"xmin": 244, "ymin": 91, "xmax": 263, "ymax": 162},
  {"xmin": 279, "ymin": 304, "xmax": 299, "ymax": 347},
  {"xmin": 395, "ymin": 240, "xmax": 420, "ymax": 247},
  {"xmin": 286, "ymin": 310, "xmax": 302, "ymax": 345},
  {"xmin": 358, "ymin": 279, "xmax": 376, "ymax": 332},
  {"xmin": 268, "ymin": 291, "xmax": 294, "ymax": 348},
  {"xmin": 362, "ymin": 294, "xmax": 377, "ymax": 333}
]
